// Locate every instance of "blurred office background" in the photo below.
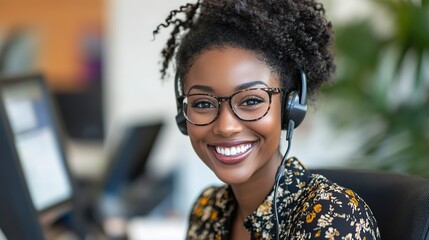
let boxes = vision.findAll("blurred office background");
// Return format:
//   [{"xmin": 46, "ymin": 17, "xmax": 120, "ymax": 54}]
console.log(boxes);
[{"xmin": 0, "ymin": 0, "xmax": 428, "ymax": 239}]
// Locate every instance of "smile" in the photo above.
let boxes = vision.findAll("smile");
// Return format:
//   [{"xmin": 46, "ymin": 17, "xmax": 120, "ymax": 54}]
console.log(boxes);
[
  {"xmin": 209, "ymin": 142, "xmax": 256, "ymax": 165},
  {"xmin": 215, "ymin": 143, "xmax": 252, "ymax": 156}
]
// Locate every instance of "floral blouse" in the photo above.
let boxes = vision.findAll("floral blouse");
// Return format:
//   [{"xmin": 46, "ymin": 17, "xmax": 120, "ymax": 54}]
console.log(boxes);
[{"xmin": 186, "ymin": 157, "xmax": 381, "ymax": 239}]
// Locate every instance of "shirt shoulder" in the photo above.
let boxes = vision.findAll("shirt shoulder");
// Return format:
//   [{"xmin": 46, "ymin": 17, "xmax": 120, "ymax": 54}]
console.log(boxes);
[
  {"xmin": 290, "ymin": 173, "xmax": 381, "ymax": 239},
  {"xmin": 187, "ymin": 185, "xmax": 233, "ymax": 240},
  {"xmin": 188, "ymin": 185, "xmax": 229, "ymax": 219}
]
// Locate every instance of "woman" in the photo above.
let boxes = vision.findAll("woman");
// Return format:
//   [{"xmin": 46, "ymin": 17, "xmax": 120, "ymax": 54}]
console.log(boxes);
[{"xmin": 155, "ymin": 0, "xmax": 380, "ymax": 239}]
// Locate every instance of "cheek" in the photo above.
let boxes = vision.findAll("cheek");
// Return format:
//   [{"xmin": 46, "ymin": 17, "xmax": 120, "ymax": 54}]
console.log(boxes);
[
  {"xmin": 262, "ymin": 98, "xmax": 282, "ymax": 128},
  {"xmin": 250, "ymin": 99, "xmax": 282, "ymax": 142},
  {"xmin": 187, "ymin": 123, "xmax": 208, "ymax": 142},
  {"xmin": 187, "ymin": 124, "xmax": 210, "ymax": 155}
]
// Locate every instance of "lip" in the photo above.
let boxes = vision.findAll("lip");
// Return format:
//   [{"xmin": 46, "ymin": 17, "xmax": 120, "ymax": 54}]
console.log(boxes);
[{"xmin": 208, "ymin": 141, "xmax": 257, "ymax": 165}]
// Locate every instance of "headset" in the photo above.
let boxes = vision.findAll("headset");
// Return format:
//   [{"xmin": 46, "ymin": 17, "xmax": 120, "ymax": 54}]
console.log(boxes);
[
  {"xmin": 174, "ymin": 69, "xmax": 308, "ymax": 135},
  {"xmin": 174, "ymin": 73, "xmax": 189, "ymax": 135}
]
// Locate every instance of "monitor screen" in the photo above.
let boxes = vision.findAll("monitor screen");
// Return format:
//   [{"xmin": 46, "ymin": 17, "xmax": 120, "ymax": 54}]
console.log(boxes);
[
  {"xmin": 0, "ymin": 227, "xmax": 7, "ymax": 240},
  {"xmin": 0, "ymin": 76, "xmax": 72, "ymax": 212}
]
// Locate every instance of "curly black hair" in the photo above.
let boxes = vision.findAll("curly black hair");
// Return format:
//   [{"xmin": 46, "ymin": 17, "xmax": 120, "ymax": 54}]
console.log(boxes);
[{"xmin": 154, "ymin": 0, "xmax": 335, "ymax": 100}]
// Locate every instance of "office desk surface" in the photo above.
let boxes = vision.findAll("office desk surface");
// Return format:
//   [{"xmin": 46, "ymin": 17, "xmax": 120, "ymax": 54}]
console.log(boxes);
[{"xmin": 127, "ymin": 217, "xmax": 186, "ymax": 240}]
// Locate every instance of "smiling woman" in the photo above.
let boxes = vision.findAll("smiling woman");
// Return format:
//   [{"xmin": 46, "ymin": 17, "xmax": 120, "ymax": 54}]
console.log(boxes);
[
  {"xmin": 183, "ymin": 47, "xmax": 283, "ymax": 187},
  {"xmin": 154, "ymin": 0, "xmax": 381, "ymax": 239}
]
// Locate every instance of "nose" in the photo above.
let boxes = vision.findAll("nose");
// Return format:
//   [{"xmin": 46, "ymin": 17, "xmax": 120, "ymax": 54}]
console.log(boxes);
[{"xmin": 212, "ymin": 103, "xmax": 243, "ymax": 137}]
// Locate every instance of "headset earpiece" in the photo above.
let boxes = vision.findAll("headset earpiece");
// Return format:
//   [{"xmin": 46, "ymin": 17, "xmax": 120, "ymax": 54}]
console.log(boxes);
[
  {"xmin": 175, "ymin": 74, "xmax": 188, "ymax": 135},
  {"xmin": 281, "ymin": 70, "xmax": 308, "ymax": 130}
]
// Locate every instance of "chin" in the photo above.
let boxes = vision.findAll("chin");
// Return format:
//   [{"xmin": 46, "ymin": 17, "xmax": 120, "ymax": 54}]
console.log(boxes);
[
  {"xmin": 217, "ymin": 175, "xmax": 251, "ymax": 185},
  {"xmin": 211, "ymin": 166, "xmax": 254, "ymax": 185}
]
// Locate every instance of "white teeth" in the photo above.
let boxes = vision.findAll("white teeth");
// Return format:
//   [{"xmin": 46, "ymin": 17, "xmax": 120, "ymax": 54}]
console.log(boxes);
[
  {"xmin": 215, "ymin": 144, "xmax": 252, "ymax": 156},
  {"xmin": 225, "ymin": 148, "xmax": 231, "ymax": 156}
]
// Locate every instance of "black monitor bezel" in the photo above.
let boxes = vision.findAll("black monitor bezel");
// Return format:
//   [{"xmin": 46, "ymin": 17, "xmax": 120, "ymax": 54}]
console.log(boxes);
[
  {"xmin": 0, "ymin": 87, "xmax": 45, "ymax": 240},
  {"xmin": 0, "ymin": 73, "xmax": 75, "ymax": 225}
]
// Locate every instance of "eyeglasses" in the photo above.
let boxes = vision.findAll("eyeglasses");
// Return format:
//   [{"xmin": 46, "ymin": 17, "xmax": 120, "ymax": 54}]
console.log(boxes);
[{"xmin": 178, "ymin": 88, "xmax": 282, "ymax": 126}]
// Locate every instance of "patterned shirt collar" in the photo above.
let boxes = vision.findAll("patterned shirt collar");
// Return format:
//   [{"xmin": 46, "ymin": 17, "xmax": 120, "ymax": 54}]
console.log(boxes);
[
  {"xmin": 243, "ymin": 157, "xmax": 310, "ymax": 239},
  {"xmin": 212, "ymin": 157, "xmax": 310, "ymax": 239}
]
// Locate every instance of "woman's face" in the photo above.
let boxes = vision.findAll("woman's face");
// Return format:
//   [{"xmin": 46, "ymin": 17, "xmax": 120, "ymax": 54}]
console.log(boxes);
[{"xmin": 183, "ymin": 47, "xmax": 283, "ymax": 185}]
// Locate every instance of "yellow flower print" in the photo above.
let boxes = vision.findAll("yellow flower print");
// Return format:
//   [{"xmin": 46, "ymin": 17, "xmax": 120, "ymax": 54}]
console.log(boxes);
[
  {"xmin": 302, "ymin": 202, "xmax": 309, "ymax": 212},
  {"xmin": 345, "ymin": 189, "xmax": 355, "ymax": 197},
  {"xmin": 200, "ymin": 196, "xmax": 209, "ymax": 206},
  {"xmin": 195, "ymin": 206, "xmax": 203, "ymax": 216},
  {"xmin": 313, "ymin": 203, "xmax": 322, "ymax": 213},
  {"xmin": 315, "ymin": 230, "xmax": 321, "ymax": 237},
  {"xmin": 350, "ymin": 197, "xmax": 359, "ymax": 207},
  {"xmin": 306, "ymin": 212, "xmax": 316, "ymax": 223},
  {"xmin": 254, "ymin": 232, "xmax": 264, "ymax": 240},
  {"xmin": 210, "ymin": 210, "xmax": 218, "ymax": 221}
]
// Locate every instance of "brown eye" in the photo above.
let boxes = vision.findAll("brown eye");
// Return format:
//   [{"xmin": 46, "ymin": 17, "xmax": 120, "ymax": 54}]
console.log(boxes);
[
  {"xmin": 193, "ymin": 100, "xmax": 215, "ymax": 109},
  {"xmin": 240, "ymin": 97, "xmax": 264, "ymax": 106}
]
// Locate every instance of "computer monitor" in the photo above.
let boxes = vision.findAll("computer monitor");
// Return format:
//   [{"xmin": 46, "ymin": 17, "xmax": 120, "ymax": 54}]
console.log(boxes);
[
  {"xmin": 0, "ymin": 101, "xmax": 45, "ymax": 240},
  {"xmin": 0, "ymin": 227, "xmax": 7, "ymax": 240},
  {"xmin": 0, "ymin": 74, "xmax": 75, "ymax": 238},
  {"xmin": 97, "ymin": 122, "xmax": 165, "ymax": 218}
]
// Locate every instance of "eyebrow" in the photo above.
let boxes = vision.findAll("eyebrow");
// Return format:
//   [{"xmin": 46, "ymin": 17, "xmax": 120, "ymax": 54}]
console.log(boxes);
[
  {"xmin": 188, "ymin": 85, "xmax": 214, "ymax": 94},
  {"xmin": 187, "ymin": 80, "xmax": 268, "ymax": 94},
  {"xmin": 235, "ymin": 81, "xmax": 268, "ymax": 91}
]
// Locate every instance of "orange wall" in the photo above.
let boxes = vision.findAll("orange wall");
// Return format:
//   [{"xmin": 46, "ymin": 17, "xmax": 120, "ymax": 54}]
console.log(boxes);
[{"xmin": 0, "ymin": 0, "xmax": 105, "ymax": 91}]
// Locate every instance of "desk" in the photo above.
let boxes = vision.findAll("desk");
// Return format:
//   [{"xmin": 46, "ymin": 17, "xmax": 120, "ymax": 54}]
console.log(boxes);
[{"xmin": 127, "ymin": 217, "xmax": 186, "ymax": 240}]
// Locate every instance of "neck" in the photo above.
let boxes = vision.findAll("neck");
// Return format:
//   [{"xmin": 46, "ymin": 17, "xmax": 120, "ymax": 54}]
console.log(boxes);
[{"xmin": 230, "ymin": 151, "xmax": 282, "ymax": 220}]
